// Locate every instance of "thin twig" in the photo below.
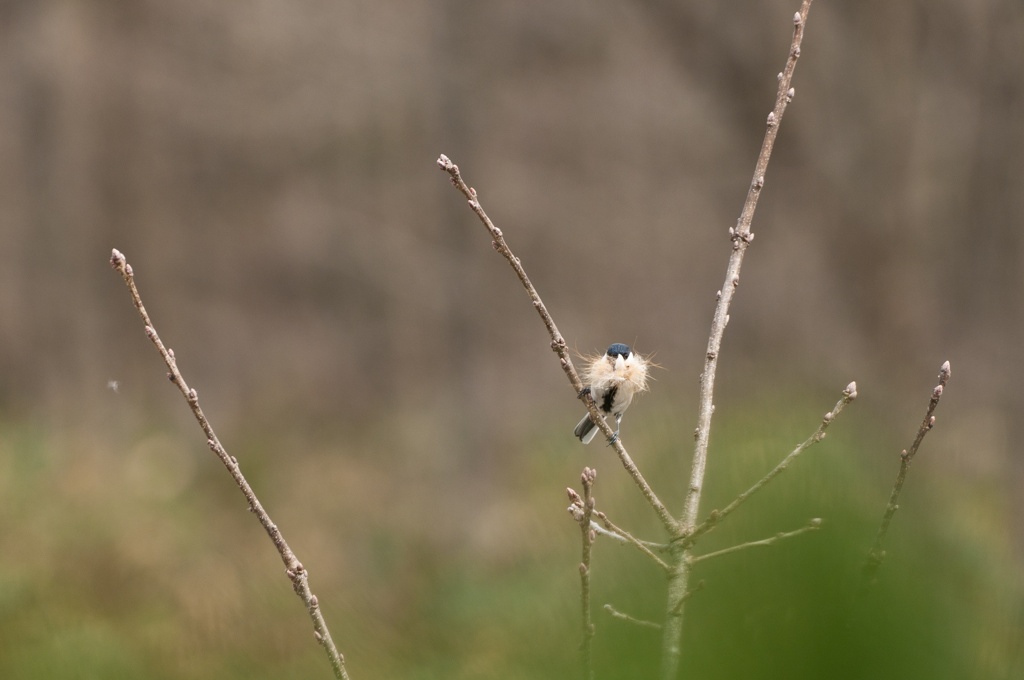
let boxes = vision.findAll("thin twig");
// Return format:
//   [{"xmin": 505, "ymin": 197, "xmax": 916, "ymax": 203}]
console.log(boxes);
[
  {"xmin": 437, "ymin": 153, "xmax": 677, "ymax": 535},
  {"xmin": 604, "ymin": 604, "xmax": 662, "ymax": 631},
  {"xmin": 662, "ymin": 5, "xmax": 815, "ymax": 679},
  {"xmin": 862, "ymin": 361, "xmax": 951, "ymax": 586},
  {"xmin": 689, "ymin": 518, "xmax": 822, "ymax": 565},
  {"xmin": 590, "ymin": 521, "xmax": 668, "ymax": 553},
  {"xmin": 567, "ymin": 468, "xmax": 599, "ymax": 680},
  {"xmin": 594, "ymin": 512, "xmax": 671, "ymax": 572},
  {"xmin": 682, "ymin": 382, "xmax": 856, "ymax": 548},
  {"xmin": 109, "ymin": 249, "xmax": 349, "ymax": 680}
]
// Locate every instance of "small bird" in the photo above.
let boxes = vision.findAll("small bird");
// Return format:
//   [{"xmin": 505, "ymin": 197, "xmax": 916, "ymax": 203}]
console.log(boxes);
[{"xmin": 574, "ymin": 343, "xmax": 650, "ymax": 444}]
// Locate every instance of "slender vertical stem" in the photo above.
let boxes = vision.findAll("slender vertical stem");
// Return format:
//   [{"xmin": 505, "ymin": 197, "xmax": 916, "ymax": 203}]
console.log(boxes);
[
  {"xmin": 681, "ymin": 0, "xmax": 814, "ymax": 536},
  {"xmin": 574, "ymin": 468, "xmax": 599, "ymax": 680},
  {"xmin": 663, "ymin": 4, "xmax": 815, "ymax": 679}
]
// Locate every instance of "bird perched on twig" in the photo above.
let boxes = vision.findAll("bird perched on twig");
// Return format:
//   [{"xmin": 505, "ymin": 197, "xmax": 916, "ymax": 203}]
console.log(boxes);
[{"xmin": 574, "ymin": 343, "xmax": 650, "ymax": 444}]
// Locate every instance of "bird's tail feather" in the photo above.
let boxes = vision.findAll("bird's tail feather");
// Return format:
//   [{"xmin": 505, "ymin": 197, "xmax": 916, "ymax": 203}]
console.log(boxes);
[{"xmin": 574, "ymin": 413, "xmax": 600, "ymax": 444}]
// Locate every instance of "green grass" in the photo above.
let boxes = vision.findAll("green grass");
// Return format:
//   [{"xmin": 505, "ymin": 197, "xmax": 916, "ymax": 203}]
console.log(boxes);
[{"xmin": 0, "ymin": 393, "xmax": 1020, "ymax": 679}]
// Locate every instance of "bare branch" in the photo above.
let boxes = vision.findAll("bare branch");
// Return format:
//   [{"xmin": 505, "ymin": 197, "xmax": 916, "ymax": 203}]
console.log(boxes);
[
  {"xmin": 593, "ymin": 512, "xmax": 671, "ymax": 572},
  {"xmin": 862, "ymin": 361, "xmax": 952, "ymax": 586},
  {"xmin": 567, "ymin": 468, "xmax": 598, "ymax": 680},
  {"xmin": 662, "ymin": 5, "xmax": 816, "ymax": 678},
  {"xmin": 681, "ymin": 0, "xmax": 815, "ymax": 535},
  {"xmin": 109, "ymin": 249, "xmax": 349, "ymax": 680},
  {"xmin": 604, "ymin": 604, "xmax": 662, "ymax": 630},
  {"xmin": 436, "ymin": 155, "xmax": 579, "ymax": 390},
  {"xmin": 682, "ymin": 381, "xmax": 856, "ymax": 548},
  {"xmin": 437, "ymin": 154, "xmax": 677, "ymax": 535},
  {"xmin": 689, "ymin": 518, "xmax": 822, "ymax": 565}
]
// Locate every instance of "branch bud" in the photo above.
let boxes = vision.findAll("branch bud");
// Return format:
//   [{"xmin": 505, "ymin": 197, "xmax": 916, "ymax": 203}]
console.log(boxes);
[{"xmin": 844, "ymin": 382, "xmax": 858, "ymax": 400}]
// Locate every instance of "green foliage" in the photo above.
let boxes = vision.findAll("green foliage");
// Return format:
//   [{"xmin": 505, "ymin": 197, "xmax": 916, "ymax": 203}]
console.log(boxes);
[{"xmin": 0, "ymin": 397, "xmax": 1019, "ymax": 679}]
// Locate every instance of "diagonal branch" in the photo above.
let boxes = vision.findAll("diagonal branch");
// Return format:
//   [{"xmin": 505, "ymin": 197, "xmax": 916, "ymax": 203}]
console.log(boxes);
[
  {"xmin": 436, "ymin": 155, "xmax": 581, "ymax": 393},
  {"xmin": 681, "ymin": 381, "xmax": 856, "ymax": 549},
  {"xmin": 593, "ymin": 512, "xmax": 671, "ymax": 572},
  {"xmin": 862, "ymin": 361, "xmax": 951, "ymax": 586},
  {"xmin": 437, "ymin": 154, "xmax": 677, "ymax": 535},
  {"xmin": 109, "ymin": 249, "xmax": 349, "ymax": 680},
  {"xmin": 604, "ymin": 604, "xmax": 662, "ymax": 630},
  {"xmin": 689, "ymin": 518, "xmax": 822, "ymax": 565}
]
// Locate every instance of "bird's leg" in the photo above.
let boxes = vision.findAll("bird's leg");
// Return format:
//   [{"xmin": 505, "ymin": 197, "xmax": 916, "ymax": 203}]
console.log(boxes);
[
  {"xmin": 606, "ymin": 414, "xmax": 623, "ymax": 446},
  {"xmin": 577, "ymin": 386, "xmax": 592, "ymax": 400}
]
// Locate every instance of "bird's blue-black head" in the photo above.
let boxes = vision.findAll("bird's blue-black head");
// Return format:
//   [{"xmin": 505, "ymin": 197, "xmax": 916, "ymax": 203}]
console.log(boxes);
[{"xmin": 606, "ymin": 343, "xmax": 631, "ymax": 358}]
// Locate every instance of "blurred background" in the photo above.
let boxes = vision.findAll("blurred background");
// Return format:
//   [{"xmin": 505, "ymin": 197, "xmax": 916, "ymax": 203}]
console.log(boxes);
[{"xmin": 1, "ymin": 0, "xmax": 1022, "ymax": 678}]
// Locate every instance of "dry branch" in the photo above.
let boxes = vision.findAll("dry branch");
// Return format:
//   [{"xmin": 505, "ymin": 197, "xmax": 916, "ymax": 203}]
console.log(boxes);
[
  {"xmin": 437, "ymin": 154, "xmax": 677, "ymax": 535},
  {"xmin": 109, "ymin": 249, "xmax": 349, "ymax": 680},
  {"xmin": 689, "ymin": 518, "xmax": 822, "ymax": 565},
  {"xmin": 862, "ymin": 360, "xmax": 952, "ymax": 586},
  {"xmin": 567, "ymin": 468, "xmax": 598, "ymax": 680},
  {"xmin": 681, "ymin": 383, "xmax": 856, "ymax": 549},
  {"xmin": 662, "ymin": 4, "xmax": 816, "ymax": 679}
]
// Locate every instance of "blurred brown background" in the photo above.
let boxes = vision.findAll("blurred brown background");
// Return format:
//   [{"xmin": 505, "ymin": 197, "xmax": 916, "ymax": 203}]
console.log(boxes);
[{"xmin": 1, "ymin": 1, "xmax": 1022, "ymax": 678}]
